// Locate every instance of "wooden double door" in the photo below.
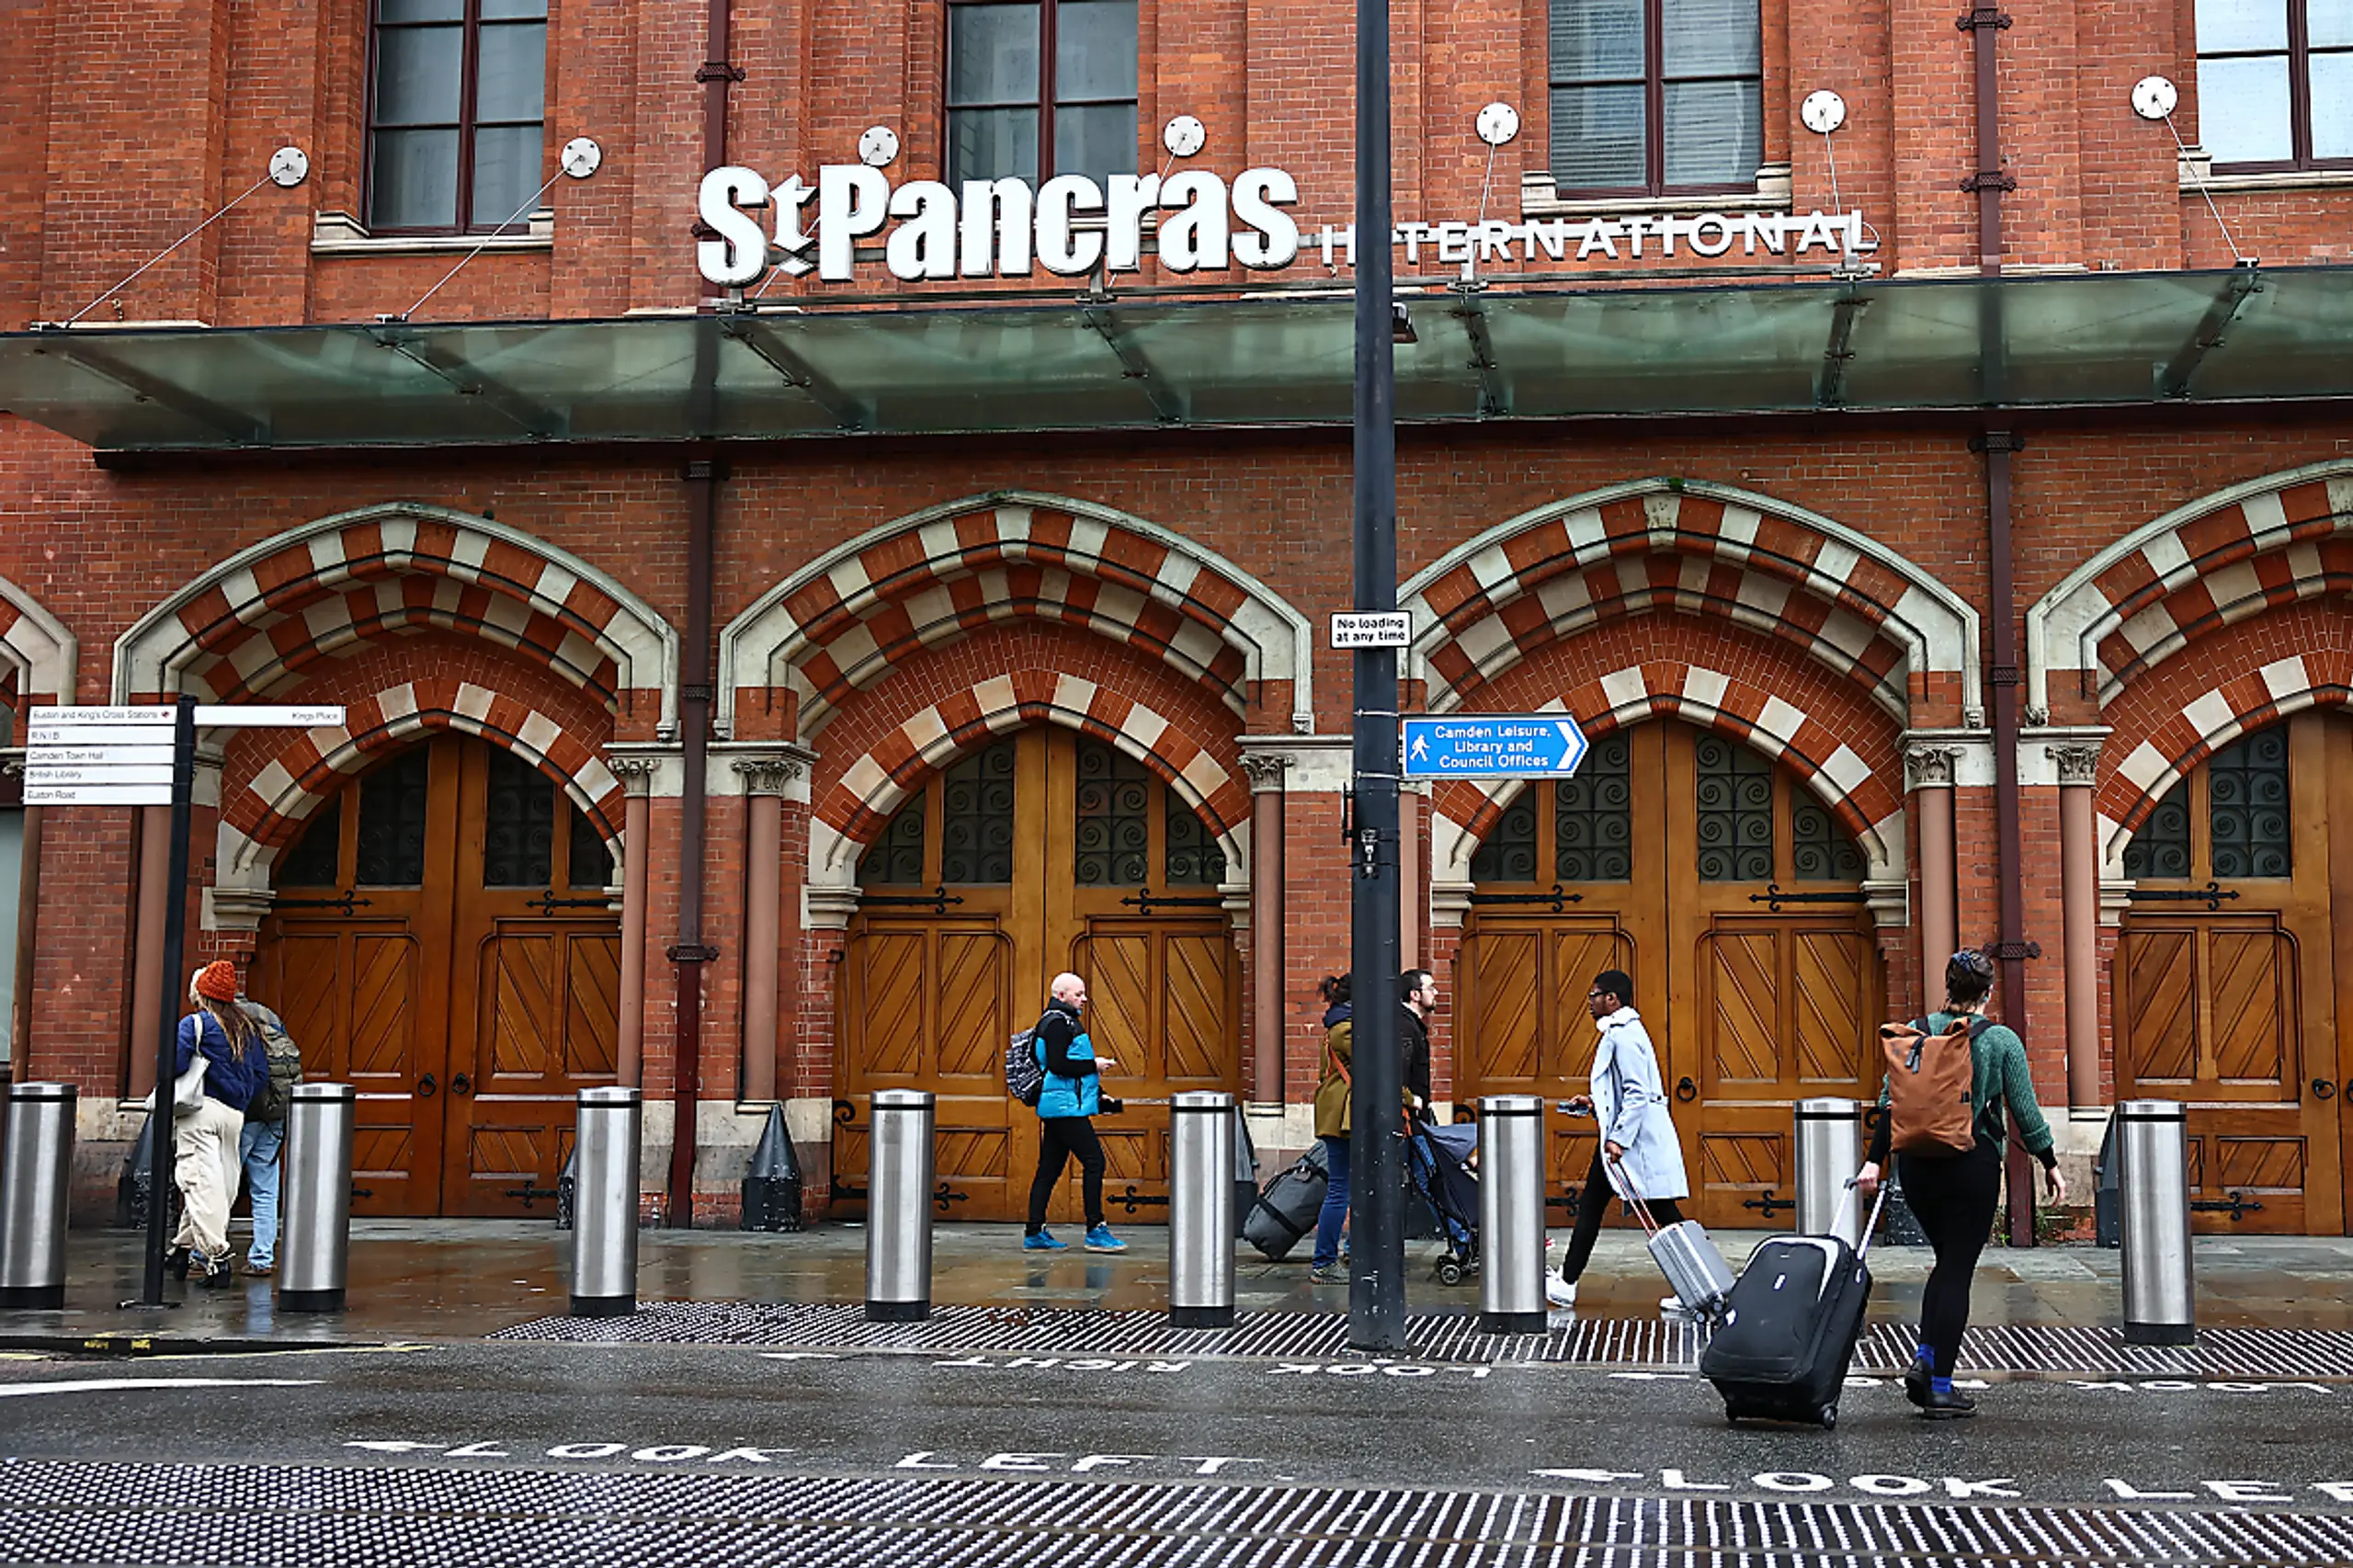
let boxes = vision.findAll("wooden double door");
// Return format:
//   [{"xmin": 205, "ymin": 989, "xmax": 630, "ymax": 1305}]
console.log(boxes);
[
  {"xmin": 2115, "ymin": 712, "xmax": 2353, "ymax": 1234},
  {"xmin": 252, "ymin": 735, "xmax": 622, "ymax": 1217},
  {"xmin": 1456, "ymin": 722, "xmax": 1883, "ymax": 1230},
  {"xmin": 836, "ymin": 729, "xmax": 1239, "ymax": 1223}
]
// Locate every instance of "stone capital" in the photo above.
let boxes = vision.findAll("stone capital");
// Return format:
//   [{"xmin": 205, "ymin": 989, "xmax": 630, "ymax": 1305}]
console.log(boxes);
[
  {"xmin": 732, "ymin": 756, "xmax": 804, "ymax": 797},
  {"xmin": 2045, "ymin": 742, "xmax": 2100, "ymax": 786},
  {"xmin": 609, "ymin": 756, "xmax": 662, "ymax": 798},
  {"xmin": 1904, "ymin": 744, "xmax": 1965, "ymax": 790},
  {"xmin": 1240, "ymin": 751, "xmax": 1292, "ymax": 792}
]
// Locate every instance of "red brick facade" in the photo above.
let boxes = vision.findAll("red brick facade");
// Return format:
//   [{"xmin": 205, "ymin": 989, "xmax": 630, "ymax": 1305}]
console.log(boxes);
[{"xmin": 6, "ymin": 0, "xmax": 2353, "ymax": 1229}]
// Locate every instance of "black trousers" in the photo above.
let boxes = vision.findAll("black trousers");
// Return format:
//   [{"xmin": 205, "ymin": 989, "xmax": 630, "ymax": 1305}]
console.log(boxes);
[
  {"xmin": 1027, "ymin": 1116, "xmax": 1106, "ymax": 1233},
  {"xmin": 1558, "ymin": 1145, "xmax": 1684, "ymax": 1286},
  {"xmin": 1896, "ymin": 1141, "xmax": 2003, "ymax": 1374}
]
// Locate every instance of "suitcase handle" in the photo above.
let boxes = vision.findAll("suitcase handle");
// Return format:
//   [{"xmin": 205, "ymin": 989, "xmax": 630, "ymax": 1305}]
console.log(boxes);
[
  {"xmin": 1603, "ymin": 1153, "xmax": 1666, "ymax": 1239},
  {"xmin": 1834, "ymin": 1173, "xmax": 1894, "ymax": 1259}
]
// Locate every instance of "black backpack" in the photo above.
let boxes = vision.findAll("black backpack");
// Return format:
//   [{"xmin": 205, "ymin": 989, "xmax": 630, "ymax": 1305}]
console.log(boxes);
[{"xmin": 1005, "ymin": 1026, "xmax": 1045, "ymax": 1108}]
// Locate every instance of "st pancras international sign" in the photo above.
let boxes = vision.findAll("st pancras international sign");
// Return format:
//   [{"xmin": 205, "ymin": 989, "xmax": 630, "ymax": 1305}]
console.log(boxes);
[{"xmin": 694, "ymin": 163, "xmax": 1870, "ymax": 289}]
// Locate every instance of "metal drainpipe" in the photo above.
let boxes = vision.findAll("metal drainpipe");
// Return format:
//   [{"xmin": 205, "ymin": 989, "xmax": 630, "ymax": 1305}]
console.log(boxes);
[
  {"xmin": 666, "ymin": 0, "xmax": 738, "ymax": 1227},
  {"xmin": 1961, "ymin": 1, "xmax": 2039, "ymax": 1245}
]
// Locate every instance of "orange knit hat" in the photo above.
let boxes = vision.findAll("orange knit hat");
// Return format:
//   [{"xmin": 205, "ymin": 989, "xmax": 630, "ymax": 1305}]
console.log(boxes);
[{"xmin": 193, "ymin": 960, "xmax": 240, "ymax": 1003}]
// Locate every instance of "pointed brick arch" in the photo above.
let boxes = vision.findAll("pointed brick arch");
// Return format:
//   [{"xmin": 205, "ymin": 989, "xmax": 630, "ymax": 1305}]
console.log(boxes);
[
  {"xmin": 2029, "ymin": 460, "xmax": 2353, "ymax": 718},
  {"xmin": 215, "ymin": 664, "xmax": 626, "ymax": 892},
  {"xmin": 805, "ymin": 629, "xmax": 1249, "ymax": 891},
  {"xmin": 112, "ymin": 502, "xmax": 678, "ymax": 734},
  {"xmin": 0, "ymin": 572, "xmax": 76, "ymax": 707},
  {"xmin": 1403, "ymin": 478, "xmax": 1978, "ymax": 725},
  {"xmin": 1427, "ymin": 619, "xmax": 1907, "ymax": 883},
  {"xmin": 720, "ymin": 490, "xmax": 1313, "ymax": 741}
]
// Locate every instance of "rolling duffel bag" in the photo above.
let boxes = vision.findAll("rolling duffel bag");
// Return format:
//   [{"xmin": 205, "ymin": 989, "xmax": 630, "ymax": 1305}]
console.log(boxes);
[{"xmin": 1243, "ymin": 1141, "xmax": 1331, "ymax": 1261}]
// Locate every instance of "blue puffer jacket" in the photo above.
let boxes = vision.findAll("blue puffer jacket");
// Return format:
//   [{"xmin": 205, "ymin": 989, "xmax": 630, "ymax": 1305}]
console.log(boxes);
[{"xmin": 1033, "ymin": 1000, "xmax": 1101, "ymax": 1119}]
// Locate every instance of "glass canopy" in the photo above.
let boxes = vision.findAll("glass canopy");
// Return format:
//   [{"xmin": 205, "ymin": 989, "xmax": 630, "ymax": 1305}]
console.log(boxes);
[{"xmin": 0, "ymin": 263, "xmax": 2325, "ymax": 452}]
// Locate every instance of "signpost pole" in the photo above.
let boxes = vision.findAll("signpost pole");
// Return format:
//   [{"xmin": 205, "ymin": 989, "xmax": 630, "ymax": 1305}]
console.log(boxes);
[
  {"xmin": 1347, "ymin": 0, "xmax": 1409, "ymax": 1353},
  {"xmin": 135, "ymin": 696, "xmax": 198, "ymax": 1308}
]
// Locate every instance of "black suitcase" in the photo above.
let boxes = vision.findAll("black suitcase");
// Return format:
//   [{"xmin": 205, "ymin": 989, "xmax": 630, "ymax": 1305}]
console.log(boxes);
[
  {"xmin": 1699, "ymin": 1184, "xmax": 1887, "ymax": 1429},
  {"xmin": 1243, "ymin": 1142, "xmax": 1330, "ymax": 1260}
]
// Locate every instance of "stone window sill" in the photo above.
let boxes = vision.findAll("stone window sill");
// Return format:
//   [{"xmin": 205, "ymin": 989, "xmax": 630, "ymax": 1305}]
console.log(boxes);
[
  {"xmin": 2177, "ymin": 149, "xmax": 2353, "ymax": 194},
  {"xmin": 1519, "ymin": 164, "xmax": 1793, "ymax": 218},
  {"xmin": 312, "ymin": 210, "xmax": 554, "ymax": 255}
]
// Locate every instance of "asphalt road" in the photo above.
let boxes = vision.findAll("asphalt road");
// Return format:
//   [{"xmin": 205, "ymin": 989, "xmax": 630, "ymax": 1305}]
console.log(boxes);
[{"xmin": 3, "ymin": 1341, "xmax": 2352, "ymax": 1563}]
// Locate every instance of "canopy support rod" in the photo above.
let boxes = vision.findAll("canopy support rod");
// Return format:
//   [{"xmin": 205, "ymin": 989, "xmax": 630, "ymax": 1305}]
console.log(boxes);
[
  {"xmin": 2156, "ymin": 262, "xmax": 2262, "ymax": 399},
  {"xmin": 719, "ymin": 317, "xmax": 868, "ymax": 430},
  {"xmin": 1816, "ymin": 286, "xmax": 1870, "ymax": 407},
  {"xmin": 34, "ymin": 338, "xmax": 266, "ymax": 444},
  {"xmin": 1081, "ymin": 305, "xmax": 1186, "ymax": 424},
  {"xmin": 1449, "ymin": 290, "xmax": 1506, "ymax": 417},
  {"xmin": 368, "ymin": 330, "xmax": 565, "ymax": 439}
]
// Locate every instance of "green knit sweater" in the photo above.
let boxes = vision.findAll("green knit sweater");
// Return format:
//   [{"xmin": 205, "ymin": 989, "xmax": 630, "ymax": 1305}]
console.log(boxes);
[{"xmin": 1870, "ymin": 1010, "xmax": 2057, "ymax": 1166}]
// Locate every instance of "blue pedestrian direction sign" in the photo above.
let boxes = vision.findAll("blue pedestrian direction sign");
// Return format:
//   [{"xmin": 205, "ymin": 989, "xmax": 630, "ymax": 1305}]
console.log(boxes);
[{"xmin": 1401, "ymin": 713, "xmax": 1591, "ymax": 779}]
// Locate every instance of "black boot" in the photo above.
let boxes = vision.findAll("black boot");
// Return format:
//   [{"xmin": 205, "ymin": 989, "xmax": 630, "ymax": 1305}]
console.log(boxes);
[
  {"xmin": 165, "ymin": 1247, "xmax": 191, "ymax": 1281},
  {"xmin": 1904, "ymin": 1360, "xmax": 1932, "ymax": 1408},
  {"xmin": 1917, "ymin": 1384, "xmax": 1977, "ymax": 1419}
]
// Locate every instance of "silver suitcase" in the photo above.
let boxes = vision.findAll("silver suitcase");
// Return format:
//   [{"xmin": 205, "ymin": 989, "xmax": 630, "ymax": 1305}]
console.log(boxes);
[{"xmin": 1613, "ymin": 1157, "xmax": 1736, "ymax": 1320}]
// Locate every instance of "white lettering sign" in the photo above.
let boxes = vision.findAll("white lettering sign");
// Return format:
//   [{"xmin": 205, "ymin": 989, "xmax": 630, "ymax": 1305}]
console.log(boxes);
[
  {"xmin": 699, "ymin": 165, "xmax": 1303, "ymax": 288},
  {"xmin": 1330, "ymin": 612, "xmax": 1412, "ymax": 650}
]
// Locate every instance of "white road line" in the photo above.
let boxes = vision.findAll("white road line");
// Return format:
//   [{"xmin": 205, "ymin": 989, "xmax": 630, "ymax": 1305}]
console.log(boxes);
[{"xmin": 0, "ymin": 1378, "xmax": 324, "ymax": 1399}]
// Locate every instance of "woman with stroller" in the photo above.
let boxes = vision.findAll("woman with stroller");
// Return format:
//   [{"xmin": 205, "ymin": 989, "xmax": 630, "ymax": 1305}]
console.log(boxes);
[
  {"xmin": 1857, "ymin": 949, "xmax": 2066, "ymax": 1419},
  {"xmin": 1547, "ymin": 968, "xmax": 1690, "ymax": 1312}
]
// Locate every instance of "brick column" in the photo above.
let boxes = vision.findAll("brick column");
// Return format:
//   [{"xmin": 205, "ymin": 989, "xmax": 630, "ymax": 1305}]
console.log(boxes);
[
  {"xmin": 1240, "ymin": 749, "xmax": 1290, "ymax": 1106},
  {"xmin": 608, "ymin": 756, "xmax": 662, "ymax": 1086},
  {"xmin": 1904, "ymin": 742, "xmax": 1962, "ymax": 999},
  {"xmin": 2049, "ymin": 740, "xmax": 2104, "ymax": 1110},
  {"xmin": 732, "ymin": 752, "xmax": 806, "ymax": 1104}
]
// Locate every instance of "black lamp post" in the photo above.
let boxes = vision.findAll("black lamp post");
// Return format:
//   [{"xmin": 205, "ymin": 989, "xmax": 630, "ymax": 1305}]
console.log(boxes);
[{"xmin": 1347, "ymin": 0, "xmax": 1410, "ymax": 1352}]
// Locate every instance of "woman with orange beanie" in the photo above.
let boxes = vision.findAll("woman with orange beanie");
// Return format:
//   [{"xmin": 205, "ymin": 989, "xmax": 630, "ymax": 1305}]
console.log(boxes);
[{"xmin": 170, "ymin": 960, "xmax": 270, "ymax": 1284}]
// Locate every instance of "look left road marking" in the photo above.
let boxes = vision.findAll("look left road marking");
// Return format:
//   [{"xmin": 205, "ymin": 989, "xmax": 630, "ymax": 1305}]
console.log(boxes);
[{"xmin": 0, "ymin": 1377, "xmax": 323, "ymax": 1399}]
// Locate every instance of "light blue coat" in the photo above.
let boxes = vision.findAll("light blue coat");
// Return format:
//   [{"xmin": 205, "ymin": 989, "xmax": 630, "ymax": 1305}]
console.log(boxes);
[{"xmin": 1590, "ymin": 1007, "xmax": 1690, "ymax": 1202}]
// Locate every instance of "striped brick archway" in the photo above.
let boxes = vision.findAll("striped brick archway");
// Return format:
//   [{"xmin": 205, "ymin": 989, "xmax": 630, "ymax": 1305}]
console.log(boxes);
[
  {"xmin": 807, "ymin": 665, "xmax": 1251, "ymax": 892},
  {"xmin": 0, "ymin": 572, "xmax": 76, "ymax": 708},
  {"xmin": 719, "ymin": 491, "xmax": 1314, "ymax": 741},
  {"xmin": 111, "ymin": 502, "xmax": 679, "ymax": 733},
  {"xmin": 215, "ymin": 673, "xmax": 627, "ymax": 892},
  {"xmin": 1403, "ymin": 478, "xmax": 1980, "ymax": 725},
  {"xmin": 2028, "ymin": 459, "xmax": 2353, "ymax": 722},
  {"xmin": 1427, "ymin": 653, "xmax": 1908, "ymax": 884}
]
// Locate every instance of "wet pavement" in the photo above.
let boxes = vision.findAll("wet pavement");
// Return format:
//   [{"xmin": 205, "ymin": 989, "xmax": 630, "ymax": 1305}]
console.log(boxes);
[
  {"xmin": 8, "ymin": 1217, "xmax": 2353, "ymax": 1346},
  {"xmin": 8, "ymin": 1222, "xmax": 2353, "ymax": 1563}
]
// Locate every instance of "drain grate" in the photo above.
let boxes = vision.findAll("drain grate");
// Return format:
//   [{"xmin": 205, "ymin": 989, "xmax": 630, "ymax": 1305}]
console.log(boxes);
[
  {"xmin": 488, "ymin": 1301, "xmax": 2353, "ymax": 1378},
  {"xmin": 6, "ymin": 1459, "xmax": 2353, "ymax": 1567}
]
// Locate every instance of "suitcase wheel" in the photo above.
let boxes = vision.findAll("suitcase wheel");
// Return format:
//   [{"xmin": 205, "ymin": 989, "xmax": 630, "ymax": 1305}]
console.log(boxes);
[
  {"xmin": 1437, "ymin": 1261, "xmax": 1466, "ymax": 1287},
  {"xmin": 1817, "ymin": 1403, "xmax": 1838, "ymax": 1430}
]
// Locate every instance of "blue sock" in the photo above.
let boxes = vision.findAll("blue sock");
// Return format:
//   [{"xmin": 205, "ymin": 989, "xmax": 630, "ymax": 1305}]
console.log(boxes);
[
  {"xmin": 1931, "ymin": 1375, "xmax": 1954, "ymax": 1396},
  {"xmin": 1913, "ymin": 1344, "xmax": 1937, "ymax": 1372}
]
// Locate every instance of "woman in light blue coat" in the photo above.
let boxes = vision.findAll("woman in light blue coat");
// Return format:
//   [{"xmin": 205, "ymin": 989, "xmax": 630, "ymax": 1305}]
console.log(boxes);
[{"xmin": 1546, "ymin": 967, "xmax": 1691, "ymax": 1311}]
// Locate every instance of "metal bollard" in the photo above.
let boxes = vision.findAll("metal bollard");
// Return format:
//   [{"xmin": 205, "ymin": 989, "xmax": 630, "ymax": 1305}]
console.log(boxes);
[
  {"xmin": 278, "ymin": 1084, "xmax": 357, "ymax": 1312},
  {"xmin": 570, "ymin": 1086, "xmax": 642, "ymax": 1318},
  {"xmin": 1169, "ymin": 1091, "xmax": 1236, "ymax": 1328},
  {"xmin": 1479, "ymin": 1095, "xmax": 1547, "ymax": 1334},
  {"xmin": 2118, "ymin": 1098, "xmax": 2195, "ymax": 1346},
  {"xmin": 0, "ymin": 1084, "xmax": 76, "ymax": 1309},
  {"xmin": 865, "ymin": 1089, "xmax": 936, "ymax": 1323},
  {"xmin": 1794, "ymin": 1098, "xmax": 1863, "ymax": 1248}
]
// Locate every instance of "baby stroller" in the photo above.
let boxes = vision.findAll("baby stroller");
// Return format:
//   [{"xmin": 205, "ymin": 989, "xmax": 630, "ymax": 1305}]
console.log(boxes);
[{"xmin": 1406, "ymin": 1119, "xmax": 1482, "ymax": 1286}]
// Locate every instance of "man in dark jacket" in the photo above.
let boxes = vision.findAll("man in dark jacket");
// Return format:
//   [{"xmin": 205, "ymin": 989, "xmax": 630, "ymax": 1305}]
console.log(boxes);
[
  {"xmin": 1400, "ymin": 968, "xmax": 1437, "ymax": 1117},
  {"xmin": 1023, "ymin": 971, "xmax": 1128, "ymax": 1254}
]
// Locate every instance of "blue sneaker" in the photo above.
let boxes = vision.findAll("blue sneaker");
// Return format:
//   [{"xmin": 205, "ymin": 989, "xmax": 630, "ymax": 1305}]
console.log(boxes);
[
  {"xmin": 1023, "ymin": 1229, "xmax": 1067, "ymax": 1251},
  {"xmin": 1083, "ymin": 1224, "xmax": 1127, "ymax": 1254}
]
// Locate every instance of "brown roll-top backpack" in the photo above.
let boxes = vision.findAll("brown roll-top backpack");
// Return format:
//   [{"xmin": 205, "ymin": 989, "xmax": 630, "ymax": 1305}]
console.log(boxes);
[{"xmin": 1877, "ymin": 1015, "xmax": 1986, "ymax": 1155}]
